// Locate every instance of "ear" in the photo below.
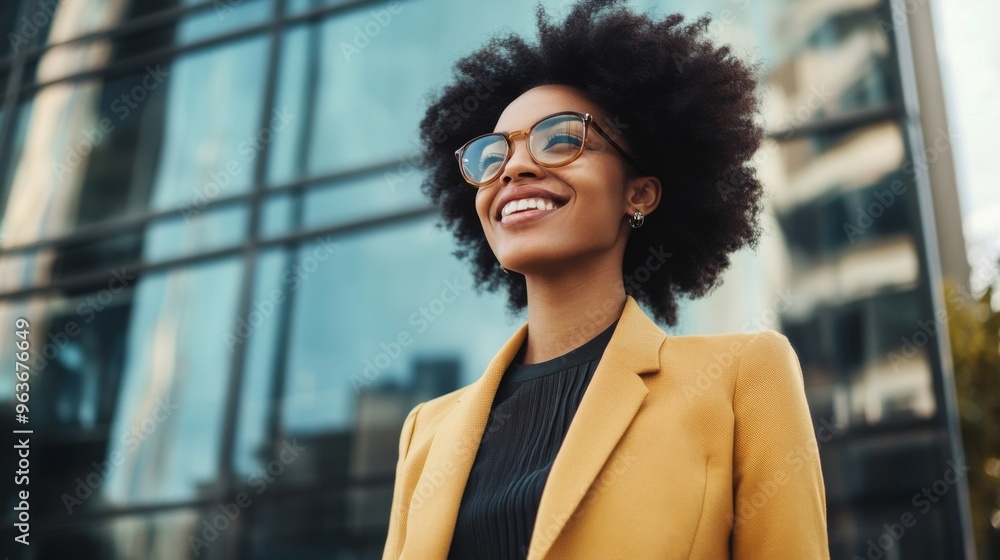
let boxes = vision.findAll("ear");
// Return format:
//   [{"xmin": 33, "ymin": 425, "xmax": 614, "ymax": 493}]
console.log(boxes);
[{"xmin": 625, "ymin": 174, "xmax": 662, "ymax": 217}]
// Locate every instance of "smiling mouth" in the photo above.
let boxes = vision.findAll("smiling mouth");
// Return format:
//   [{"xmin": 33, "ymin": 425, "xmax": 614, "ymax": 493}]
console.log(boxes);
[{"xmin": 497, "ymin": 197, "xmax": 567, "ymax": 221}]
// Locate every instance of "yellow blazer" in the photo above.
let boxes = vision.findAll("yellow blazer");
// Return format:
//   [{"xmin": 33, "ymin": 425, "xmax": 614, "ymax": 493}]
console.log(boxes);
[{"xmin": 383, "ymin": 295, "xmax": 830, "ymax": 560}]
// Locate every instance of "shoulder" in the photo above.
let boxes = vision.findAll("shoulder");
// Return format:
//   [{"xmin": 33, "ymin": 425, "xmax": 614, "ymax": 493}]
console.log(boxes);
[
  {"xmin": 654, "ymin": 329, "xmax": 801, "ymax": 399},
  {"xmin": 730, "ymin": 329, "xmax": 804, "ymax": 391},
  {"xmin": 659, "ymin": 328, "xmax": 797, "ymax": 365},
  {"xmin": 659, "ymin": 328, "xmax": 793, "ymax": 357}
]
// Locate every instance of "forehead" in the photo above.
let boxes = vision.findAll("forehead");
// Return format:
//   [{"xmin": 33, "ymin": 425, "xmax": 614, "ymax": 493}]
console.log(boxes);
[{"xmin": 492, "ymin": 84, "xmax": 606, "ymax": 133}]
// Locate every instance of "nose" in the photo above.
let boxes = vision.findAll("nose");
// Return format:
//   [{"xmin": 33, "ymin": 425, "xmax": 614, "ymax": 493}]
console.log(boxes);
[{"xmin": 499, "ymin": 132, "xmax": 544, "ymax": 184}]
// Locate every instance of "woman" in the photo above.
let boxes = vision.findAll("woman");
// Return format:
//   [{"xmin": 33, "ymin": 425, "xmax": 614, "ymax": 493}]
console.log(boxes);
[{"xmin": 383, "ymin": 1, "xmax": 829, "ymax": 558}]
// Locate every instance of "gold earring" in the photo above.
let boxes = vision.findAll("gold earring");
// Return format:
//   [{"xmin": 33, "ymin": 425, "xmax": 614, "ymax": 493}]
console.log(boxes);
[{"xmin": 500, "ymin": 264, "xmax": 510, "ymax": 275}]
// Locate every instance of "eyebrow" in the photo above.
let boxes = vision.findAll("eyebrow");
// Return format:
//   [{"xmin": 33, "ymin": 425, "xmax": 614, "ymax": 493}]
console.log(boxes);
[
  {"xmin": 490, "ymin": 110, "xmax": 611, "ymax": 136},
  {"xmin": 490, "ymin": 113, "xmax": 570, "ymax": 135}
]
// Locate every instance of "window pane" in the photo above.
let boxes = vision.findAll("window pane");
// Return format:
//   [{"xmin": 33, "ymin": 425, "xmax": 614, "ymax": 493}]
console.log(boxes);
[
  {"xmin": 26, "ymin": 508, "xmax": 208, "ymax": 560},
  {"xmin": 0, "ymin": 246, "xmax": 46, "ymax": 292},
  {"xmin": 0, "ymin": 2, "xmax": 20, "ymax": 58},
  {"xmin": 782, "ymin": 288, "xmax": 937, "ymax": 430},
  {"xmin": 761, "ymin": 0, "xmax": 900, "ymax": 133},
  {"xmin": 148, "ymin": 35, "xmax": 271, "ymax": 211},
  {"xmin": 232, "ymin": 247, "xmax": 285, "ymax": 477},
  {"xmin": 301, "ymin": 173, "xmax": 430, "ymax": 231},
  {"xmin": 847, "ymin": 292, "xmax": 937, "ymax": 425},
  {"xmin": 0, "ymin": 97, "xmax": 33, "ymax": 245},
  {"xmin": 0, "ymin": 257, "xmax": 244, "ymax": 521},
  {"xmin": 285, "ymin": 0, "xmax": 354, "ymax": 15},
  {"xmin": 270, "ymin": 1, "xmax": 545, "ymax": 180},
  {"xmin": 3, "ymin": 1, "xmax": 274, "ymax": 63},
  {"xmin": 176, "ymin": 0, "xmax": 272, "ymax": 45},
  {"xmin": 233, "ymin": 216, "xmax": 514, "ymax": 486},
  {"xmin": 0, "ymin": 35, "xmax": 271, "ymax": 248},
  {"xmin": 236, "ymin": 490, "xmax": 387, "ymax": 559},
  {"xmin": 258, "ymin": 191, "xmax": 297, "ymax": 239},
  {"xmin": 265, "ymin": 24, "xmax": 311, "ymax": 186},
  {"xmin": 0, "ymin": 202, "xmax": 247, "ymax": 293},
  {"xmin": 100, "ymin": 257, "xmax": 243, "ymax": 507},
  {"xmin": 142, "ymin": 202, "xmax": 248, "ymax": 262}
]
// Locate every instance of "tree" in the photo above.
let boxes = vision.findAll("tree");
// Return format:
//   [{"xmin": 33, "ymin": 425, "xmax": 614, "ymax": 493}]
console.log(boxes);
[{"xmin": 944, "ymin": 264, "xmax": 1000, "ymax": 560}]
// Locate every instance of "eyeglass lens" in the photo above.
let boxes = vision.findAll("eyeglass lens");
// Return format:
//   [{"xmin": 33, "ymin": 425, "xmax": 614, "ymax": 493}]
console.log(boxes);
[{"xmin": 459, "ymin": 113, "xmax": 586, "ymax": 184}]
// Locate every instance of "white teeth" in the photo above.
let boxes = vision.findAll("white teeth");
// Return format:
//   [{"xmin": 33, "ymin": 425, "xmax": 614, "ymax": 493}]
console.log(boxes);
[{"xmin": 500, "ymin": 197, "xmax": 561, "ymax": 218}]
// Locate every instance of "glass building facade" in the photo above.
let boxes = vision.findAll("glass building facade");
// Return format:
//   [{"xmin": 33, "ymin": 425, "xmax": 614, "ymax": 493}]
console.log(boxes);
[{"xmin": 0, "ymin": 0, "xmax": 975, "ymax": 558}]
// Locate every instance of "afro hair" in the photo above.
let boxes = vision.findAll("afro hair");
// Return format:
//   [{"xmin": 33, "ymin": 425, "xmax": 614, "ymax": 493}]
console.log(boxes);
[{"xmin": 417, "ymin": 0, "xmax": 765, "ymax": 327}]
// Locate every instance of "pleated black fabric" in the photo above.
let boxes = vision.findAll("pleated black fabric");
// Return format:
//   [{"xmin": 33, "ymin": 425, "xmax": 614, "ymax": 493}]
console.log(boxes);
[{"xmin": 447, "ymin": 315, "xmax": 621, "ymax": 560}]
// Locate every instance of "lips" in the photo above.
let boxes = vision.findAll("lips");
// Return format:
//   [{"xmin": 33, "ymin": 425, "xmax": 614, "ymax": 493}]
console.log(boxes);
[{"xmin": 493, "ymin": 185, "xmax": 569, "ymax": 221}]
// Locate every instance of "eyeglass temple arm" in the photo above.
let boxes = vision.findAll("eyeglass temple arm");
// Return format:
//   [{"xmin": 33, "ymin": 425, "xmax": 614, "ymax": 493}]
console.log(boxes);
[{"xmin": 590, "ymin": 121, "xmax": 645, "ymax": 174}]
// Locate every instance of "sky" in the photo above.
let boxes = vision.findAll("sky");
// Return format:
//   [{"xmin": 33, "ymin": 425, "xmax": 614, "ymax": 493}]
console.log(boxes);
[{"xmin": 934, "ymin": 0, "xmax": 1000, "ymax": 293}]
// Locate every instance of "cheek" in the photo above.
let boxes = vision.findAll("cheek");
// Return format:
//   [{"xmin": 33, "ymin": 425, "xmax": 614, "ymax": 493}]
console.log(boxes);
[
  {"xmin": 474, "ymin": 193, "xmax": 501, "ymax": 253},
  {"xmin": 474, "ymin": 191, "xmax": 489, "ymax": 221},
  {"xmin": 572, "ymin": 176, "xmax": 625, "ymax": 219}
]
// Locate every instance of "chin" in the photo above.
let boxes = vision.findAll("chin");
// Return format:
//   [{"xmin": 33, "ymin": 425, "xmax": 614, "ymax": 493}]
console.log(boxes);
[{"xmin": 497, "ymin": 246, "xmax": 577, "ymax": 275}]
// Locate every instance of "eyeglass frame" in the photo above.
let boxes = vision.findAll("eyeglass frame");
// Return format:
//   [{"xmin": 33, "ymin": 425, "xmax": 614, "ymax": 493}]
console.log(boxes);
[{"xmin": 453, "ymin": 110, "xmax": 645, "ymax": 187}]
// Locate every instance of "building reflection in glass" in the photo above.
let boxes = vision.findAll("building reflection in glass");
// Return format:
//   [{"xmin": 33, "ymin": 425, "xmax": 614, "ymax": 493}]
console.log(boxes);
[{"xmin": 0, "ymin": 0, "xmax": 976, "ymax": 558}]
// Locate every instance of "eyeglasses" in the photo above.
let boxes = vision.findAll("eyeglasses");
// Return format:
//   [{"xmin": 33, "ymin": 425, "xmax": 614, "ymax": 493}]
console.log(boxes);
[{"xmin": 453, "ymin": 110, "xmax": 643, "ymax": 187}]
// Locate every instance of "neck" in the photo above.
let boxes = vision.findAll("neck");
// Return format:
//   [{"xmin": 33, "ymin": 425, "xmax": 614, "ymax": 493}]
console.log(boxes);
[{"xmin": 520, "ymin": 258, "xmax": 627, "ymax": 364}]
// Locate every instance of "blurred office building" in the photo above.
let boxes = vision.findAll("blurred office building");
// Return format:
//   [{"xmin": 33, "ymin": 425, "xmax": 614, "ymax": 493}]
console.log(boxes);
[{"xmin": 0, "ymin": 0, "xmax": 978, "ymax": 558}]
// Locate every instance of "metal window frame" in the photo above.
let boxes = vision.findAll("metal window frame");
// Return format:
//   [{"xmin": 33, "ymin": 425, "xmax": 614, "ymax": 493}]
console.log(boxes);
[
  {"xmin": 0, "ymin": 0, "xmax": 977, "ymax": 558},
  {"xmin": 0, "ymin": 0, "xmax": 431, "ymax": 555}
]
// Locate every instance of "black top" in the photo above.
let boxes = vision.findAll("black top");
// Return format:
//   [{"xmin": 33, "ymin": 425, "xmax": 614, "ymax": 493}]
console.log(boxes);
[{"xmin": 447, "ymin": 315, "xmax": 621, "ymax": 560}]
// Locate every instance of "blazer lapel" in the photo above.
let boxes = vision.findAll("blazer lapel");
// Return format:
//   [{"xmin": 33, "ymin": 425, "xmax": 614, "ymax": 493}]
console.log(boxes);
[
  {"xmin": 526, "ymin": 296, "xmax": 665, "ymax": 560},
  {"xmin": 399, "ymin": 295, "xmax": 666, "ymax": 560},
  {"xmin": 399, "ymin": 319, "xmax": 530, "ymax": 560}
]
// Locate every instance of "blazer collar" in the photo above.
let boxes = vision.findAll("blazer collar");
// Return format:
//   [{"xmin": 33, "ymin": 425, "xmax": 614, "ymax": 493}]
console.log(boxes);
[{"xmin": 401, "ymin": 295, "xmax": 666, "ymax": 560}]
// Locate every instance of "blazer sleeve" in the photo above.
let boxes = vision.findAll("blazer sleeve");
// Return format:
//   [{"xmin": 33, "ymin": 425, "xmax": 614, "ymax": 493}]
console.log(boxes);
[
  {"xmin": 382, "ymin": 401, "xmax": 423, "ymax": 560},
  {"xmin": 731, "ymin": 330, "xmax": 830, "ymax": 559}
]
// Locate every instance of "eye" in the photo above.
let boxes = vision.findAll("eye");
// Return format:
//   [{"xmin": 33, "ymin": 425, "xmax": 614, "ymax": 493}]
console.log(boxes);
[
  {"xmin": 478, "ymin": 152, "xmax": 505, "ymax": 173},
  {"xmin": 542, "ymin": 133, "xmax": 583, "ymax": 151}
]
